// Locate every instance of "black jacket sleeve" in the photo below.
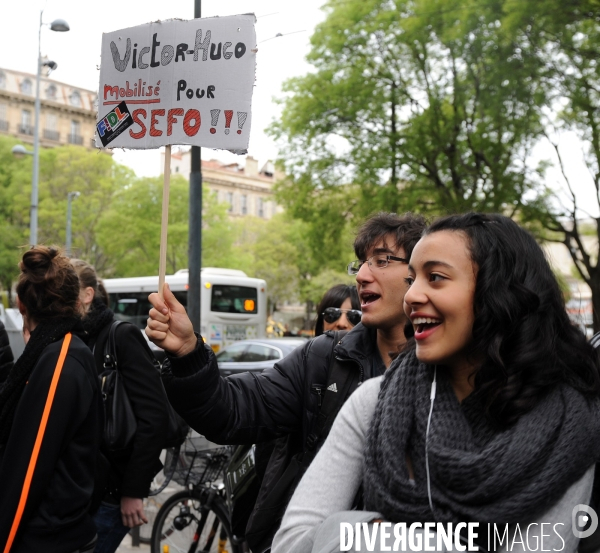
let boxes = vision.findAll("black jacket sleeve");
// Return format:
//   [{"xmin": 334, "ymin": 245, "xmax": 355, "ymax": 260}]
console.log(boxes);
[
  {"xmin": 113, "ymin": 323, "xmax": 169, "ymax": 498},
  {"xmin": 0, "ymin": 320, "xmax": 14, "ymax": 384},
  {"xmin": 162, "ymin": 337, "xmax": 327, "ymax": 445}
]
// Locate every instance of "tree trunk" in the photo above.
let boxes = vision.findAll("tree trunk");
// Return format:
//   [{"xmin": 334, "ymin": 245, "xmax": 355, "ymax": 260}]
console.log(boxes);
[{"xmin": 590, "ymin": 277, "xmax": 600, "ymax": 334}]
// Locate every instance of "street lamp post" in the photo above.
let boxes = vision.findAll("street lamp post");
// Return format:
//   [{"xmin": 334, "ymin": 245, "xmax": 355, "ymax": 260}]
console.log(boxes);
[
  {"xmin": 29, "ymin": 11, "xmax": 70, "ymax": 246},
  {"xmin": 66, "ymin": 191, "xmax": 80, "ymax": 257}
]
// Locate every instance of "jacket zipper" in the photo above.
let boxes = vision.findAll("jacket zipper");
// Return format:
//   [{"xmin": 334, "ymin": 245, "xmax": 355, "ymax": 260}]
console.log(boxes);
[
  {"xmin": 311, "ymin": 384, "xmax": 325, "ymax": 408},
  {"xmin": 335, "ymin": 356, "xmax": 364, "ymax": 385}
]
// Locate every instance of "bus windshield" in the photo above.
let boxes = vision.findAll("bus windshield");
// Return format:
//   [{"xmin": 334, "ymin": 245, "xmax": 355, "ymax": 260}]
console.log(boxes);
[{"xmin": 211, "ymin": 285, "xmax": 258, "ymax": 314}]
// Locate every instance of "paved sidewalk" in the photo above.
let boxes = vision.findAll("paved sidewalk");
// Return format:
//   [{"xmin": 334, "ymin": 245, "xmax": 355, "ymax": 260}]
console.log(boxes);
[{"xmin": 116, "ymin": 534, "xmax": 150, "ymax": 552}]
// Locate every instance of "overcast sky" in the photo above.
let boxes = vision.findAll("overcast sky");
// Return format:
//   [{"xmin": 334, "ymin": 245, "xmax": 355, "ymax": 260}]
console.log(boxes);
[
  {"xmin": 0, "ymin": 0, "xmax": 327, "ymax": 176},
  {"xmin": 1, "ymin": 0, "xmax": 596, "ymax": 217}
]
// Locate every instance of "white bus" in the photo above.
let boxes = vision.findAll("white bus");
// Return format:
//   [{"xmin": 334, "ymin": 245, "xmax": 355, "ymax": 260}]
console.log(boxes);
[{"xmin": 102, "ymin": 268, "xmax": 267, "ymax": 352}]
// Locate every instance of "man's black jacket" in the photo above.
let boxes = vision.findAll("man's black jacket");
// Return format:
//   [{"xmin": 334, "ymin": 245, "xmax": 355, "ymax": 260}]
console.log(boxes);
[
  {"xmin": 162, "ymin": 323, "xmax": 386, "ymax": 447},
  {"xmin": 162, "ymin": 323, "xmax": 386, "ymax": 551}
]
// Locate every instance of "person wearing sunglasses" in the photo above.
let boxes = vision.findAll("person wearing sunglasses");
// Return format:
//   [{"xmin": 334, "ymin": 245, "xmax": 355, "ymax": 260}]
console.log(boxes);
[{"xmin": 315, "ymin": 285, "xmax": 361, "ymax": 337}]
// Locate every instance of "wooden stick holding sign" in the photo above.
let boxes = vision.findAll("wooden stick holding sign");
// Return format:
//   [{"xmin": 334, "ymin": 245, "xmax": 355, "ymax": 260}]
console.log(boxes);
[{"xmin": 158, "ymin": 145, "xmax": 171, "ymax": 300}]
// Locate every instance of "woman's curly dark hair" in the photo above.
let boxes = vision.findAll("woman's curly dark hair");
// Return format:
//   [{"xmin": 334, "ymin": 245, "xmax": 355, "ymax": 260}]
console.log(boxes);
[{"xmin": 425, "ymin": 212, "xmax": 600, "ymax": 428}]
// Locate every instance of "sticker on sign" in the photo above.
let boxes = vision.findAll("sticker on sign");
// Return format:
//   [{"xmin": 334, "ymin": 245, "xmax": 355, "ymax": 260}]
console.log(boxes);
[{"xmin": 96, "ymin": 102, "xmax": 133, "ymax": 146}]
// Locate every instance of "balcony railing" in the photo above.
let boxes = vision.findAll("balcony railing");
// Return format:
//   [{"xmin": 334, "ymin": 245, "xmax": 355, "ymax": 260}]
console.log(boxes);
[
  {"xmin": 18, "ymin": 124, "xmax": 33, "ymax": 135},
  {"xmin": 43, "ymin": 129, "xmax": 60, "ymax": 141},
  {"xmin": 68, "ymin": 134, "xmax": 83, "ymax": 145},
  {"xmin": 0, "ymin": 120, "xmax": 8, "ymax": 131}
]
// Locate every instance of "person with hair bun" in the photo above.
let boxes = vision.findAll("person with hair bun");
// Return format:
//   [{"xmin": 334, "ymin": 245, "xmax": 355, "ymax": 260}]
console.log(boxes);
[
  {"xmin": 0, "ymin": 246, "xmax": 100, "ymax": 553},
  {"xmin": 273, "ymin": 213, "xmax": 600, "ymax": 553},
  {"xmin": 314, "ymin": 284, "xmax": 361, "ymax": 337},
  {"xmin": 71, "ymin": 259, "xmax": 169, "ymax": 553}
]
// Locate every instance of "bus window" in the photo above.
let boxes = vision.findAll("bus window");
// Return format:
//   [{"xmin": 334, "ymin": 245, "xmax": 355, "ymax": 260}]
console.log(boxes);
[
  {"xmin": 111, "ymin": 291, "xmax": 187, "ymax": 330},
  {"xmin": 211, "ymin": 285, "xmax": 258, "ymax": 314}
]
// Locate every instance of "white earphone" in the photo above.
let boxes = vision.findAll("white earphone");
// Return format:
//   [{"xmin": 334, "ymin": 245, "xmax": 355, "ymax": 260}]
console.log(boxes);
[{"xmin": 425, "ymin": 366, "xmax": 437, "ymax": 518}]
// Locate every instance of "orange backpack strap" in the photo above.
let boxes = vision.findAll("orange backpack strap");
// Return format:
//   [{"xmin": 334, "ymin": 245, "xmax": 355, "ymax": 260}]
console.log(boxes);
[{"xmin": 3, "ymin": 332, "xmax": 72, "ymax": 553}]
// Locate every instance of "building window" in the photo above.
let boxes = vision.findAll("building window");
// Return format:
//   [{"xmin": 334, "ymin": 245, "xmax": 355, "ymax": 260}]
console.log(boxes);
[
  {"xmin": 0, "ymin": 72, "xmax": 6, "ymax": 89},
  {"xmin": 69, "ymin": 120, "xmax": 83, "ymax": 145},
  {"xmin": 21, "ymin": 79, "xmax": 32, "ymax": 95},
  {"xmin": 0, "ymin": 103, "xmax": 7, "ymax": 131},
  {"xmin": 241, "ymin": 194, "xmax": 248, "ymax": 215},
  {"xmin": 43, "ymin": 114, "xmax": 59, "ymax": 141},
  {"xmin": 70, "ymin": 90, "xmax": 81, "ymax": 107},
  {"xmin": 257, "ymin": 197, "xmax": 264, "ymax": 218},
  {"xmin": 46, "ymin": 84, "xmax": 57, "ymax": 100},
  {"xmin": 46, "ymin": 114, "xmax": 57, "ymax": 130},
  {"xmin": 227, "ymin": 192, "xmax": 234, "ymax": 213},
  {"xmin": 19, "ymin": 110, "xmax": 33, "ymax": 135}
]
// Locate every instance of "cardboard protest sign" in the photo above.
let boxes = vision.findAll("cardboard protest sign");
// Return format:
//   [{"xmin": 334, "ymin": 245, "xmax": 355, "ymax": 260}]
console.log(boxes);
[{"xmin": 96, "ymin": 14, "xmax": 256, "ymax": 153}]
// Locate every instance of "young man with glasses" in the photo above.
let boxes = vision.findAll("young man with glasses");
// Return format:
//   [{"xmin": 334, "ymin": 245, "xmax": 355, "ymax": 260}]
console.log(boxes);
[{"xmin": 146, "ymin": 211, "xmax": 426, "ymax": 552}]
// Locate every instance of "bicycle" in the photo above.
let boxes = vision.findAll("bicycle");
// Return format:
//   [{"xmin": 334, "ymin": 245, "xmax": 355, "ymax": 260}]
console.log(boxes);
[{"xmin": 150, "ymin": 435, "xmax": 245, "ymax": 553}]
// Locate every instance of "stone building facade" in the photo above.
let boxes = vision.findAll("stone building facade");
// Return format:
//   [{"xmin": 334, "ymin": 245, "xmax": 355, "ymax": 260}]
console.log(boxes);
[
  {"xmin": 161, "ymin": 148, "xmax": 283, "ymax": 219},
  {"xmin": 0, "ymin": 67, "xmax": 96, "ymax": 148}
]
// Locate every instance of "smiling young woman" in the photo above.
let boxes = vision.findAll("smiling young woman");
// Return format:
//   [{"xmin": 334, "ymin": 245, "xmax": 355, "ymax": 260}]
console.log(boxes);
[
  {"xmin": 272, "ymin": 213, "xmax": 600, "ymax": 553},
  {"xmin": 403, "ymin": 229, "xmax": 478, "ymax": 401},
  {"xmin": 406, "ymin": 213, "xmax": 600, "ymax": 425}
]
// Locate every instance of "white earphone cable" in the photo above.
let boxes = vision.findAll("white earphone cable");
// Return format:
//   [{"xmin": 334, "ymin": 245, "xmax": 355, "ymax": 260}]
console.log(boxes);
[{"xmin": 425, "ymin": 366, "xmax": 437, "ymax": 518}]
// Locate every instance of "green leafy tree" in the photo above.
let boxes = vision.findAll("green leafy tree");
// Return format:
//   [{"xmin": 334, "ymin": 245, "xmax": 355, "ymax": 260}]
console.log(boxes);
[
  {"xmin": 96, "ymin": 175, "xmax": 233, "ymax": 278},
  {"xmin": 36, "ymin": 146, "xmax": 132, "ymax": 272},
  {"xmin": 271, "ymin": 0, "xmax": 549, "ymax": 265},
  {"xmin": 0, "ymin": 136, "xmax": 28, "ymax": 299},
  {"xmin": 6, "ymin": 143, "xmax": 132, "ymax": 276},
  {"xmin": 503, "ymin": 0, "xmax": 600, "ymax": 329}
]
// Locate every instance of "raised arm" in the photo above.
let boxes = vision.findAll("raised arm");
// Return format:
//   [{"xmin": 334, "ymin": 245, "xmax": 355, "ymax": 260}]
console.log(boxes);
[
  {"xmin": 160, "ymin": 340, "xmax": 314, "ymax": 444},
  {"xmin": 150, "ymin": 287, "xmax": 339, "ymax": 445}
]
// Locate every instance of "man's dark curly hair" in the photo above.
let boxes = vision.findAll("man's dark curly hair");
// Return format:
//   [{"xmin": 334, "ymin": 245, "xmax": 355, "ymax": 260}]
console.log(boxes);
[
  {"xmin": 354, "ymin": 212, "xmax": 427, "ymax": 261},
  {"xmin": 425, "ymin": 212, "xmax": 600, "ymax": 428}
]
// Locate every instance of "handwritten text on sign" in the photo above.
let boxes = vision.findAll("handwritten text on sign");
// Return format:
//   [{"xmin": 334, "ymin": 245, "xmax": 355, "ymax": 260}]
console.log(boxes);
[{"xmin": 96, "ymin": 14, "xmax": 256, "ymax": 152}]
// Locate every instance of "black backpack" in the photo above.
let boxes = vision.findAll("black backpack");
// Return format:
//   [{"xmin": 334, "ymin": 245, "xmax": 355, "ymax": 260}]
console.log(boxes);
[{"xmin": 244, "ymin": 330, "xmax": 361, "ymax": 553}]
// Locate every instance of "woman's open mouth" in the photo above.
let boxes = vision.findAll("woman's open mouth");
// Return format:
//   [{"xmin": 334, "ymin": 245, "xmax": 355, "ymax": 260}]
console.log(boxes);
[{"xmin": 412, "ymin": 317, "xmax": 442, "ymax": 340}]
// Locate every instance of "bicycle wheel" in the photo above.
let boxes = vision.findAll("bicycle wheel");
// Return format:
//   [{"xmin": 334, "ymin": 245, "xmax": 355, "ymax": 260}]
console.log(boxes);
[
  {"xmin": 142, "ymin": 448, "xmax": 184, "ymax": 544},
  {"xmin": 151, "ymin": 490, "xmax": 240, "ymax": 553},
  {"xmin": 140, "ymin": 495, "xmax": 162, "ymax": 544}
]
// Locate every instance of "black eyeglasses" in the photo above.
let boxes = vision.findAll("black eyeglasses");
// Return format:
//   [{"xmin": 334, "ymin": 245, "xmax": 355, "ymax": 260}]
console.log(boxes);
[
  {"xmin": 322, "ymin": 307, "xmax": 362, "ymax": 326},
  {"xmin": 347, "ymin": 254, "xmax": 408, "ymax": 275}
]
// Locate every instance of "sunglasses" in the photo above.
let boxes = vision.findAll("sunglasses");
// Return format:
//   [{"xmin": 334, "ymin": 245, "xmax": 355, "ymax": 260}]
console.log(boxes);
[{"xmin": 322, "ymin": 307, "xmax": 362, "ymax": 326}]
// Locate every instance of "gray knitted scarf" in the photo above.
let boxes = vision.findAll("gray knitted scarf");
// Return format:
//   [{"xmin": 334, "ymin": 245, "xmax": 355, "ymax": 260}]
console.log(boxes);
[{"xmin": 363, "ymin": 350, "xmax": 600, "ymax": 524}]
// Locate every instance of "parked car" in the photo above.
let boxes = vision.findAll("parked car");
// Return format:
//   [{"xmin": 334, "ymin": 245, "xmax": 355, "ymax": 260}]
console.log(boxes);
[{"xmin": 215, "ymin": 338, "xmax": 306, "ymax": 376}]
